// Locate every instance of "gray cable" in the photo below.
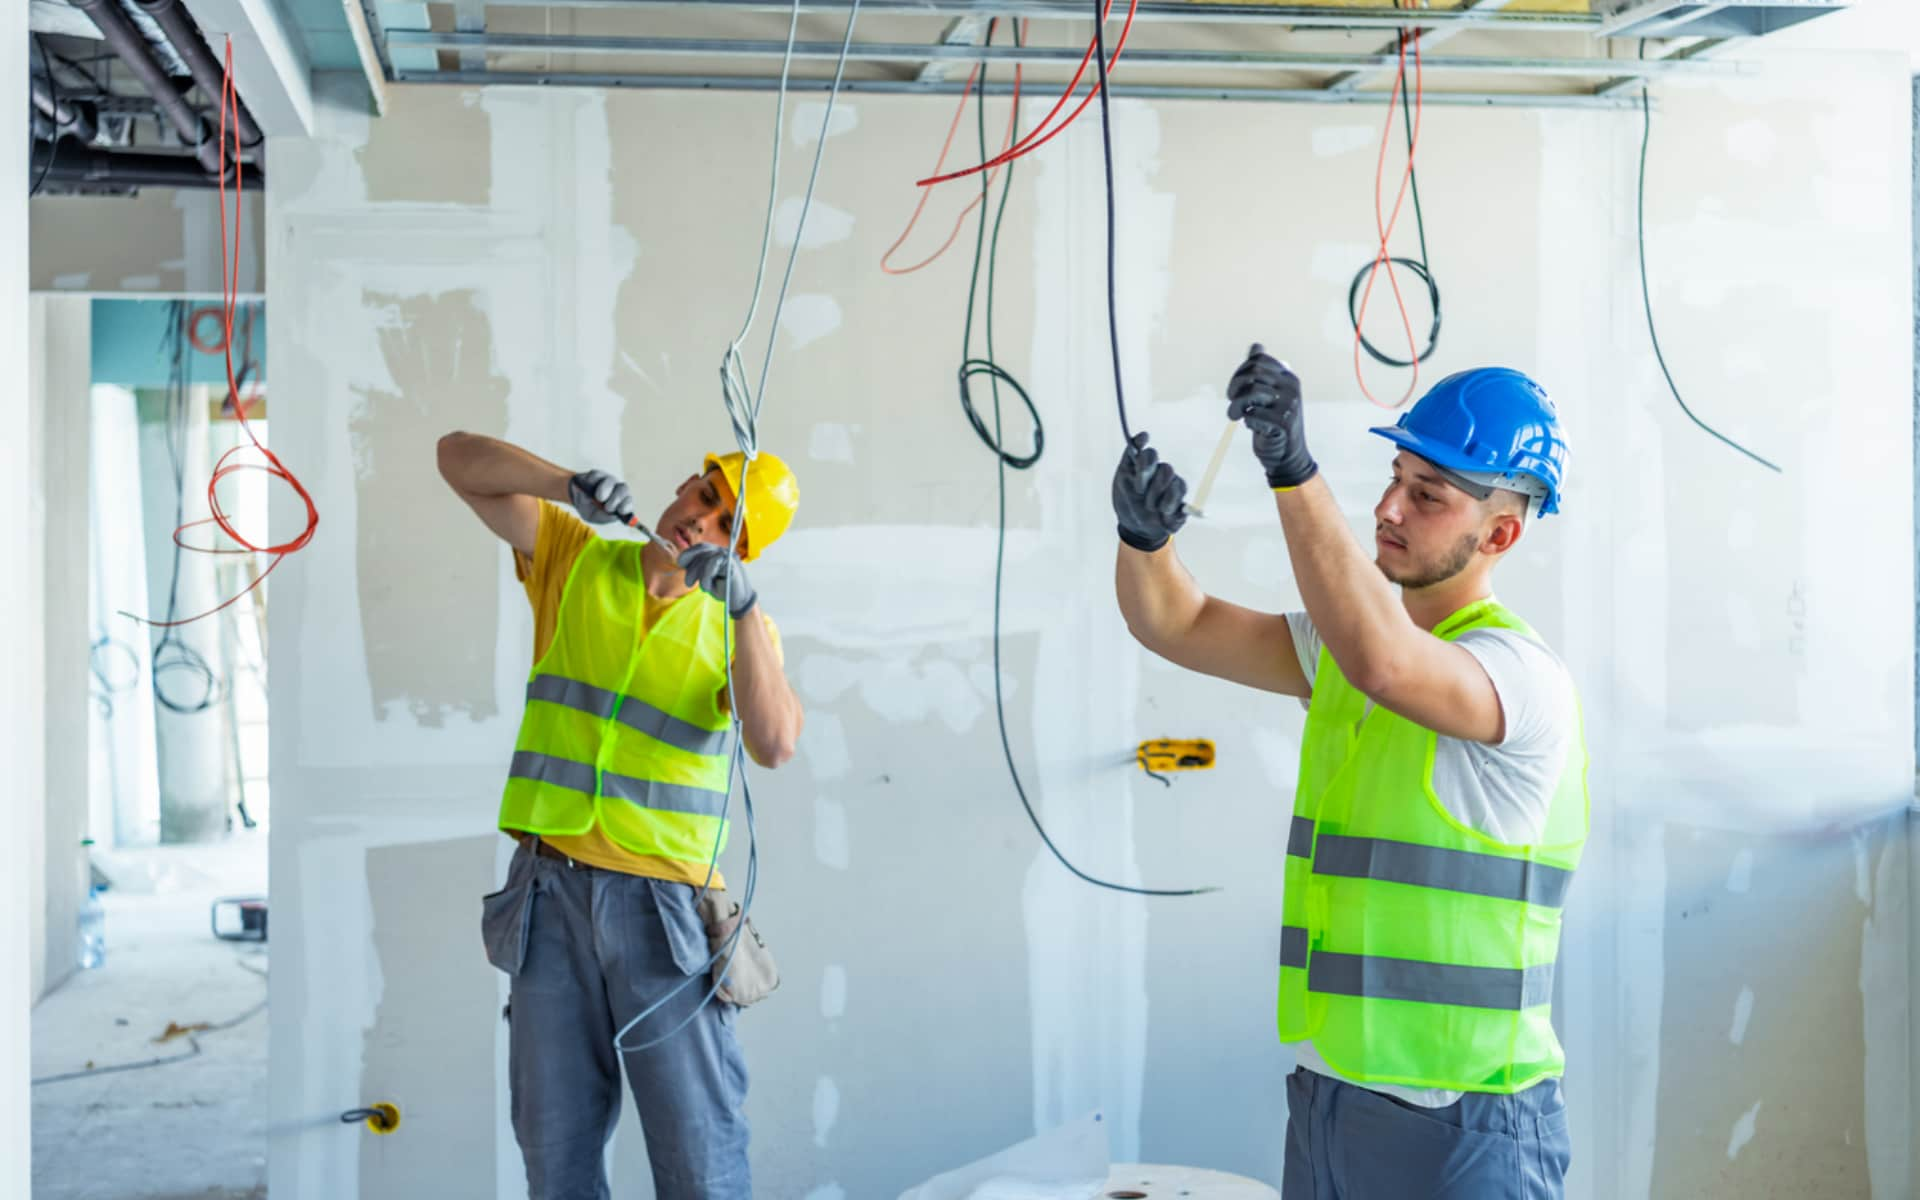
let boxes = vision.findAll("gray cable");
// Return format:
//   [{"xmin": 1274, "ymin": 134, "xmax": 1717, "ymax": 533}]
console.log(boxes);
[{"xmin": 614, "ymin": 0, "xmax": 861, "ymax": 1055}]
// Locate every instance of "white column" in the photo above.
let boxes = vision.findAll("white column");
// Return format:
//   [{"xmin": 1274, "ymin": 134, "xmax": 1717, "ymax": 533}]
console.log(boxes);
[
  {"xmin": 33, "ymin": 296, "xmax": 94, "ymax": 999},
  {"xmin": 3, "ymin": 1, "xmax": 41, "ymax": 1191}
]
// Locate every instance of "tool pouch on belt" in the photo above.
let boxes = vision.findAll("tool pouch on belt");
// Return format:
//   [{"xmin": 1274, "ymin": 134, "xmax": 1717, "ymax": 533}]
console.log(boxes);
[{"xmin": 696, "ymin": 893, "xmax": 779, "ymax": 1007}]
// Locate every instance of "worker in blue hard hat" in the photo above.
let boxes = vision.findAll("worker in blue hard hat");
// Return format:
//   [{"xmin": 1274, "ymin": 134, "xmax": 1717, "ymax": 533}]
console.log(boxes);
[{"xmin": 1111, "ymin": 347, "xmax": 1588, "ymax": 1200}]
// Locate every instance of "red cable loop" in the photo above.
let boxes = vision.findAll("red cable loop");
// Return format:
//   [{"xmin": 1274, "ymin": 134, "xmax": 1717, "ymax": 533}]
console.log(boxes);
[
  {"xmin": 129, "ymin": 37, "xmax": 319, "ymax": 629},
  {"xmin": 1351, "ymin": 19, "xmax": 1427, "ymax": 410},
  {"xmin": 913, "ymin": 0, "xmax": 1138, "ymax": 189}
]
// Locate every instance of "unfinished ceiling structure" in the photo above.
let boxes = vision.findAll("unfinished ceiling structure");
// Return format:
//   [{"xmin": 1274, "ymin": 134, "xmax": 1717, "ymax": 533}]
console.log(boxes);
[
  {"xmin": 26, "ymin": 0, "xmax": 274, "ymax": 192},
  {"xmin": 349, "ymin": 0, "xmax": 1853, "ymax": 108},
  {"xmin": 24, "ymin": 0, "xmax": 1857, "ymax": 198}
]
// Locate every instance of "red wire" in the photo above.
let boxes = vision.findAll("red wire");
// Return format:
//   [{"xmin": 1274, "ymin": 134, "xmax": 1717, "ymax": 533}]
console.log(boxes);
[
  {"xmin": 129, "ymin": 38, "xmax": 319, "ymax": 629},
  {"xmin": 187, "ymin": 306, "xmax": 228, "ymax": 354},
  {"xmin": 914, "ymin": 0, "xmax": 1137, "ymax": 189},
  {"xmin": 1351, "ymin": 19, "xmax": 1426, "ymax": 410},
  {"xmin": 881, "ymin": 31, "xmax": 1025, "ymax": 276}
]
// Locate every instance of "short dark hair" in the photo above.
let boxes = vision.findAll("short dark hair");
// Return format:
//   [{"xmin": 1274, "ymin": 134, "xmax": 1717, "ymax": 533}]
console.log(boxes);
[{"xmin": 1484, "ymin": 488, "xmax": 1530, "ymax": 521}]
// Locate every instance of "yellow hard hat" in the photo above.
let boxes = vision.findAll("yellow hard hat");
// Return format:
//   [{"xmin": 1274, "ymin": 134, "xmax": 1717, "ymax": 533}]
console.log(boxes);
[{"xmin": 703, "ymin": 450, "xmax": 798, "ymax": 562}]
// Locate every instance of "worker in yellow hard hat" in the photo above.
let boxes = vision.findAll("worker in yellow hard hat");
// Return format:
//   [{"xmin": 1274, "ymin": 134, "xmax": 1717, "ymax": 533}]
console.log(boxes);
[{"xmin": 435, "ymin": 430, "xmax": 803, "ymax": 1200}]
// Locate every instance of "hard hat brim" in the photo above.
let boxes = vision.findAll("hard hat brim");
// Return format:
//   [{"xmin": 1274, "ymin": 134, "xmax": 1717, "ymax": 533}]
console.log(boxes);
[
  {"xmin": 1368, "ymin": 424, "xmax": 1491, "ymax": 478},
  {"xmin": 1369, "ymin": 424, "xmax": 1561, "ymax": 516}
]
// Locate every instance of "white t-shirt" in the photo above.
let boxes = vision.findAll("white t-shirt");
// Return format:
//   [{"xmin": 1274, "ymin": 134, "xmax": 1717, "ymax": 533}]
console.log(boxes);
[{"xmin": 1283, "ymin": 607, "xmax": 1578, "ymax": 1107}]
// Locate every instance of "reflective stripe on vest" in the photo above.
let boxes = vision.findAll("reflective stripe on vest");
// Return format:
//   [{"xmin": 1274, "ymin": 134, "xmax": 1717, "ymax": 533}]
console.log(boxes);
[
  {"xmin": 1290, "ymin": 821, "xmax": 1573, "ymax": 909},
  {"xmin": 525, "ymin": 674, "xmax": 732, "ymax": 758},
  {"xmin": 508, "ymin": 750, "xmax": 728, "ymax": 819},
  {"xmin": 1287, "ymin": 815, "xmax": 1315, "ymax": 859},
  {"xmin": 1278, "ymin": 926, "xmax": 1553, "ymax": 1011}
]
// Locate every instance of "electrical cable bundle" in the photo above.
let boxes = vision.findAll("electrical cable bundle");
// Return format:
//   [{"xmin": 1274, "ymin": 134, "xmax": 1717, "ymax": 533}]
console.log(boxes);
[
  {"xmin": 958, "ymin": 1, "xmax": 1215, "ymax": 898},
  {"xmin": 880, "ymin": 36, "xmax": 1024, "ymax": 276},
  {"xmin": 1347, "ymin": 27, "xmax": 1440, "ymax": 376},
  {"xmin": 913, "ymin": 0, "xmax": 1139, "ymax": 191},
  {"xmin": 1348, "ymin": 9, "xmax": 1433, "ymax": 409},
  {"xmin": 121, "ymin": 39, "xmax": 320, "ymax": 635}
]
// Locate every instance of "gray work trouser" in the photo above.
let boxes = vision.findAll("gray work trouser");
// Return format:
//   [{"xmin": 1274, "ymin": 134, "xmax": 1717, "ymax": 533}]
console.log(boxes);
[
  {"xmin": 1284, "ymin": 1067, "xmax": 1570, "ymax": 1200},
  {"xmin": 482, "ymin": 840, "xmax": 751, "ymax": 1200}
]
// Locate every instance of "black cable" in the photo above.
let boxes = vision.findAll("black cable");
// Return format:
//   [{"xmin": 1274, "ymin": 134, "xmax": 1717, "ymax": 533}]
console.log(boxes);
[
  {"xmin": 150, "ymin": 300, "xmax": 225, "ymax": 714},
  {"xmin": 1347, "ymin": 32, "xmax": 1441, "ymax": 369},
  {"xmin": 1090, "ymin": 4, "xmax": 1133, "ymax": 444},
  {"xmin": 1636, "ymin": 44, "xmax": 1781, "ymax": 474},
  {"xmin": 30, "ymin": 36, "xmax": 59, "ymax": 198},
  {"xmin": 958, "ymin": 24, "xmax": 1042, "ymax": 470},
  {"xmin": 979, "ymin": 7, "xmax": 1213, "ymax": 897}
]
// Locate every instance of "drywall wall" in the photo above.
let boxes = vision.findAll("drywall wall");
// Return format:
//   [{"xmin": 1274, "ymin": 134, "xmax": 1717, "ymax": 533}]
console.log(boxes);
[
  {"xmin": 28, "ymin": 295, "xmax": 93, "ymax": 1005},
  {"xmin": 266, "ymin": 49, "xmax": 1914, "ymax": 1200},
  {"xmin": 29, "ymin": 187, "xmax": 264, "ymax": 295}
]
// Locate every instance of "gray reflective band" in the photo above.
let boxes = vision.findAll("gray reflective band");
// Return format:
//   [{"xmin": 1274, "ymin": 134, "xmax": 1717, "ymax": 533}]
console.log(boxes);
[
  {"xmin": 1312, "ymin": 834, "xmax": 1572, "ymax": 909},
  {"xmin": 1308, "ymin": 951, "xmax": 1555, "ymax": 1011},
  {"xmin": 508, "ymin": 751, "xmax": 729, "ymax": 819},
  {"xmin": 528, "ymin": 675, "xmax": 620, "ymax": 720},
  {"xmin": 510, "ymin": 749, "xmax": 598, "ymax": 795},
  {"xmin": 527, "ymin": 674, "xmax": 731, "ymax": 757},
  {"xmin": 1288, "ymin": 816, "xmax": 1315, "ymax": 859},
  {"xmin": 1280, "ymin": 925, "xmax": 1309, "ymax": 970}
]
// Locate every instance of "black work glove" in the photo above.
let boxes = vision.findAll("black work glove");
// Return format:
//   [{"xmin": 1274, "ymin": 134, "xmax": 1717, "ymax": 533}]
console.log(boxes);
[
  {"xmin": 568, "ymin": 469, "xmax": 636, "ymax": 526},
  {"xmin": 1112, "ymin": 431, "xmax": 1189, "ymax": 553},
  {"xmin": 1226, "ymin": 344, "xmax": 1318, "ymax": 489}
]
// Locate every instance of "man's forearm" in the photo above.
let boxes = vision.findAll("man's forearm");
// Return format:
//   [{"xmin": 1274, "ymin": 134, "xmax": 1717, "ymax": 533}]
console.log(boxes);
[
  {"xmin": 1115, "ymin": 542, "xmax": 1206, "ymax": 650},
  {"xmin": 438, "ymin": 432, "xmax": 573, "ymax": 502},
  {"xmin": 1274, "ymin": 476, "xmax": 1413, "ymax": 687},
  {"xmin": 728, "ymin": 610, "xmax": 803, "ymax": 769}
]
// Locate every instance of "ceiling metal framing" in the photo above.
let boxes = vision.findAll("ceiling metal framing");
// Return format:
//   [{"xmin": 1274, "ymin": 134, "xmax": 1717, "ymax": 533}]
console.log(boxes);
[{"xmin": 367, "ymin": 1, "xmax": 1775, "ymax": 110}]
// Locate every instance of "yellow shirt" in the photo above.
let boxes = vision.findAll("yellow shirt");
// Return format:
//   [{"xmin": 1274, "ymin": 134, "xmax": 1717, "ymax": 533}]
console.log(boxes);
[{"xmin": 510, "ymin": 501, "xmax": 781, "ymax": 887}]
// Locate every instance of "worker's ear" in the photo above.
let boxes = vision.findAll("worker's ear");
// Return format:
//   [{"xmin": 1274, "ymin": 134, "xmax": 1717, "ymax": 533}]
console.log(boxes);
[{"xmin": 1483, "ymin": 512, "xmax": 1525, "ymax": 556}]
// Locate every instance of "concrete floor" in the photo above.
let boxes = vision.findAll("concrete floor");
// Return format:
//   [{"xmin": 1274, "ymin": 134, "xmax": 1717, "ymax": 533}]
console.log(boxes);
[{"xmin": 32, "ymin": 837, "xmax": 268, "ymax": 1200}]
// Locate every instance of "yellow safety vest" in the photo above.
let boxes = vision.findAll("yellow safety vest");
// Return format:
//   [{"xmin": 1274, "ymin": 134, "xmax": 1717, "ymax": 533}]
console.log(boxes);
[
  {"xmin": 498, "ymin": 537, "xmax": 734, "ymax": 864},
  {"xmin": 1278, "ymin": 598, "xmax": 1589, "ymax": 1093}
]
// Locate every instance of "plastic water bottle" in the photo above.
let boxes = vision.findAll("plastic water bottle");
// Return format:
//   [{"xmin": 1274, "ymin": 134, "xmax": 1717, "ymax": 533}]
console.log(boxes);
[{"xmin": 78, "ymin": 886, "xmax": 105, "ymax": 970}]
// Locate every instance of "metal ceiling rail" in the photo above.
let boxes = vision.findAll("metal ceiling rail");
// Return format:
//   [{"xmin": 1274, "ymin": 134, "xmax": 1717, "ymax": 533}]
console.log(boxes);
[
  {"xmin": 1326, "ymin": 0, "xmax": 1518, "ymax": 91},
  {"xmin": 390, "ymin": 68, "xmax": 1655, "ymax": 108},
  {"xmin": 1594, "ymin": 36, "xmax": 1730, "ymax": 95},
  {"xmin": 386, "ymin": 30, "xmax": 1750, "ymax": 80},
  {"xmin": 463, "ymin": 0, "xmax": 1604, "ymax": 32}
]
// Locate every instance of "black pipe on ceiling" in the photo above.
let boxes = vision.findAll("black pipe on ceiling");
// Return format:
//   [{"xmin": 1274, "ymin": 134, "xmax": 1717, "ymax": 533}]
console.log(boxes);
[
  {"xmin": 133, "ymin": 0, "xmax": 265, "ymax": 149},
  {"xmin": 31, "ymin": 142, "xmax": 264, "ymax": 191},
  {"xmin": 69, "ymin": 0, "xmax": 226, "ymax": 174}
]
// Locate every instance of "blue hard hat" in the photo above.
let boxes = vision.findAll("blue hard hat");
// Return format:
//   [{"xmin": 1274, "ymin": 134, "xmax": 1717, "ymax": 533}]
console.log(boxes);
[{"xmin": 1369, "ymin": 367, "xmax": 1569, "ymax": 516}]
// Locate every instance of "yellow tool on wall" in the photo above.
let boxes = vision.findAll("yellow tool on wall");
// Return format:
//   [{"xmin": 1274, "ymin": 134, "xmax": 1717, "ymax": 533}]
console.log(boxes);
[{"xmin": 1137, "ymin": 739, "xmax": 1216, "ymax": 786}]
